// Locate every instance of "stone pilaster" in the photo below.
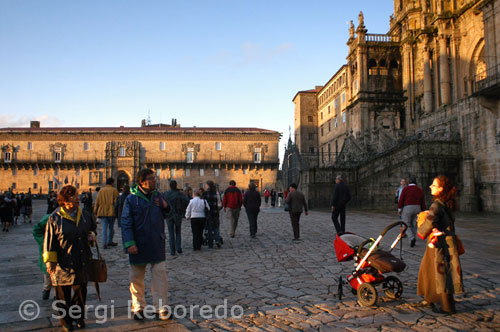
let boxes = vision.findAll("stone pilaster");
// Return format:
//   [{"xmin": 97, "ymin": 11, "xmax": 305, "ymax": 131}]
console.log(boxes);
[
  {"xmin": 439, "ymin": 35, "xmax": 451, "ymax": 105},
  {"xmin": 423, "ymin": 44, "xmax": 433, "ymax": 113}
]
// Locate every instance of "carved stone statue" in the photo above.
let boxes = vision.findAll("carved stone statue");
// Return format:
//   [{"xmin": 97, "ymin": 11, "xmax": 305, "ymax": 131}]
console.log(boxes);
[
  {"xmin": 349, "ymin": 20, "xmax": 355, "ymax": 38},
  {"xmin": 359, "ymin": 11, "xmax": 364, "ymax": 27}
]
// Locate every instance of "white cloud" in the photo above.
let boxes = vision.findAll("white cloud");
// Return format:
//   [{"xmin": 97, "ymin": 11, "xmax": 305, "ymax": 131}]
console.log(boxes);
[{"xmin": 0, "ymin": 114, "xmax": 64, "ymax": 128}]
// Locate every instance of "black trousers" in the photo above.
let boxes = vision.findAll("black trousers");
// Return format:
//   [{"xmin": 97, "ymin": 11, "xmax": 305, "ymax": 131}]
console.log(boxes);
[
  {"xmin": 55, "ymin": 283, "xmax": 87, "ymax": 325},
  {"xmin": 246, "ymin": 211, "xmax": 259, "ymax": 236},
  {"xmin": 191, "ymin": 218, "xmax": 206, "ymax": 250},
  {"xmin": 289, "ymin": 212, "xmax": 302, "ymax": 239},
  {"xmin": 331, "ymin": 205, "xmax": 346, "ymax": 233}
]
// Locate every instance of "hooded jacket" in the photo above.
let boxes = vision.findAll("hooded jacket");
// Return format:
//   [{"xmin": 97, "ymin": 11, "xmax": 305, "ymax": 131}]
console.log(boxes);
[{"xmin": 121, "ymin": 185, "xmax": 168, "ymax": 265}]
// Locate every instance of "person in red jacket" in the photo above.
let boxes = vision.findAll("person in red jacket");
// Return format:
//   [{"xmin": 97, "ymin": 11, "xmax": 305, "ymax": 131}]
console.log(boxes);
[
  {"xmin": 398, "ymin": 177, "xmax": 426, "ymax": 247},
  {"xmin": 223, "ymin": 180, "xmax": 243, "ymax": 238}
]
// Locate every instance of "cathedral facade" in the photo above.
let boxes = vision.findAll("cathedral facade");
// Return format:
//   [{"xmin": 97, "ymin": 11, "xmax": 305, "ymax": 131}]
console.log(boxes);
[
  {"xmin": 286, "ymin": 0, "xmax": 500, "ymax": 212},
  {"xmin": 0, "ymin": 120, "xmax": 281, "ymax": 194}
]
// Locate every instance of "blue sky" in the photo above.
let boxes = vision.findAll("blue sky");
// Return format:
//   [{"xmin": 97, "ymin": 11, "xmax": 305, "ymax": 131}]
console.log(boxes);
[{"xmin": 0, "ymin": 0, "xmax": 394, "ymax": 155}]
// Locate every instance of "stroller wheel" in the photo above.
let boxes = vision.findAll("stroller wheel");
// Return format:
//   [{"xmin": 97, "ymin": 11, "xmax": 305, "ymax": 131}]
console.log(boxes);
[
  {"xmin": 383, "ymin": 276, "xmax": 403, "ymax": 299},
  {"xmin": 351, "ymin": 288, "xmax": 357, "ymax": 295},
  {"xmin": 357, "ymin": 283, "xmax": 378, "ymax": 307}
]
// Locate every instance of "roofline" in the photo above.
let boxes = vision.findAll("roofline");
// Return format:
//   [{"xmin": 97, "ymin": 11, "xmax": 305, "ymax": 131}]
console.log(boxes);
[{"xmin": 318, "ymin": 64, "xmax": 348, "ymax": 95}]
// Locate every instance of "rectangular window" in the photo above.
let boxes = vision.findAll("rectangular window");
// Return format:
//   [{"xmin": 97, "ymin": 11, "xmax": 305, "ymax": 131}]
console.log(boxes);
[
  {"xmin": 185, "ymin": 169, "xmax": 190, "ymax": 177},
  {"xmin": 328, "ymin": 106, "xmax": 331, "ymax": 114},
  {"xmin": 76, "ymin": 168, "xmax": 80, "ymax": 176},
  {"xmin": 200, "ymin": 169, "xmax": 204, "ymax": 176},
  {"xmin": 328, "ymin": 121, "xmax": 331, "ymax": 132},
  {"xmin": 342, "ymin": 112, "xmax": 346, "ymax": 123},
  {"xmin": 321, "ymin": 127, "xmax": 324, "ymax": 136},
  {"xmin": 186, "ymin": 152, "xmax": 193, "ymax": 163},
  {"xmin": 309, "ymin": 147, "xmax": 315, "ymax": 153},
  {"xmin": 243, "ymin": 169, "xmax": 248, "ymax": 174},
  {"xmin": 12, "ymin": 168, "xmax": 17, "ymax": 176},
  {"xmin": 328, "ymin": 144, "xmax": 331, "ymax": 161},
  {"xmin": 27, "ymin": 142, "xmax": 33, "ymax": 150},
  {"xmin": 342, "ymin": 92, "xmax": 346, "ymax": 103},
  {"xmin": 33, "ymin": 183, "xmax": 38, "ymax": 189},
  {"xmin": 156, "ymin": 169, "xmax": 161, "ymax": 177},
  {"xmin": 119, "ymin": 147, "xmax": 126, "ymax": 157},
  {"xmin": 54, "ymin": 152, "xmax": 61, "ymax": 163},
  {"xmin": 170, "ymin": 169, "xmax": 175, "ymax": 177},
  {"xmin": 4, "ymin": 152, "xmax": 12, "ymax": 162},
  {"xmin": 320, "ymin": 112, "xmax": 323, "ymax": 120},
  {"xmin": 215, "ymin": 142, "xmax": 221, "ymax": 151},
  {"xmin": 34, "ymin": 168, "xmax": 38, "ymax": 176},
  {"xmin": 214, "ymin": 169, "xmax": 219, "ymax": 176},
  {"xmin": 308, "ymin": 133, "xmax": 314, "ymax": 140},
  {"xmin": 253, "ymin": 148, "xmax": 261, "ymax": 164},
  {"xmin": 354, "ymin": 79, "xmax": 358, "ymax": 91},
  {"xmin": 160, "ymin": 142, "xmax": 165, "ymax": 151},
  {"xmin": 335, "ymin": 117, "xmax": 338, "ymax": 128},
  {"xmin": 308, "ymin": 116, "xmax": 313, "ymax": 122},
  {"xmin": 83, "ymin": 142, "xmax": 90, "ymax": 151}
]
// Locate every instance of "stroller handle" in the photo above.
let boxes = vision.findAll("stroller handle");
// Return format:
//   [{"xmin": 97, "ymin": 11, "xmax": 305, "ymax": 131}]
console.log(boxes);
[{"xmin": 357, "ymin": 221, "xmax": 408, "ymax": 256}]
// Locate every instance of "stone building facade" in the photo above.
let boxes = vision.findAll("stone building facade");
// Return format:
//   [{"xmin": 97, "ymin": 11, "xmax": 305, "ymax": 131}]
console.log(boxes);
[
  {"xmin": 0, "ymin": 121, "xmax": 281, "ymax": 194},
  {"xmin": 286, "ymin": 0, "xmax": 500, "ymax": 212}
]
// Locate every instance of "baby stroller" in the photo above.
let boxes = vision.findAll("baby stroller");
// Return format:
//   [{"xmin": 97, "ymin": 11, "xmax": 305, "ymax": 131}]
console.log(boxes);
[{"xmin": 334, "ymin": 221, "xmax": 408, "ymax": 306}]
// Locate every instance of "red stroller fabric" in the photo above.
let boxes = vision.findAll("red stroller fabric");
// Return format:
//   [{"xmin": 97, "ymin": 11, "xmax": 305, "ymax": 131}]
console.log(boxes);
[{"xmin": 334, "ymin": 234, "xmax": 355, "ymax": 262}]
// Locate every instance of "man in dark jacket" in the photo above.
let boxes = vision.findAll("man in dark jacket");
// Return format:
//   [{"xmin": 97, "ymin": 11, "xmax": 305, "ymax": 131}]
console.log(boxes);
[
  {"xmin": 222, "ymin": 180, "xmax": 242, "ymax": 238},
  {"xmin": 285, "ymin": 183, "xmax": 308, "ymax": 241},
  {"xmin": 163, "ymin": 180, "xmax": 189, "ymax": 256},
  {"xmin": 121, "ymin": 169, "xmax": 171, "ymax": 320},
  {"xmin": 331, "ymin": 175, "xmax": 351, "ymax": 234},
  {"xmin": 242, "ymin": 182, "xmax": 261, "ymax": 238}
]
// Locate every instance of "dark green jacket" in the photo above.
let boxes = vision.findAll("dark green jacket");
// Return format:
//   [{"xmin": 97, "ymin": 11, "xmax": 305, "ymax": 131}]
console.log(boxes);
[{"xmin": 33, "ymin": 214, "xmax": 50, "ymax": 274}]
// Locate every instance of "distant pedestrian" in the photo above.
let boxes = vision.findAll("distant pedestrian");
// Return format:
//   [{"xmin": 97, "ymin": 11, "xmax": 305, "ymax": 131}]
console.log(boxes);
[
  {"xmin": 203, "ymin": 181, "xmax": 222, "ymax": 248},
  {"xmin": 1, "ymin": 192, "xmax": 15, "ymax": 232},
  {"xmin": 270, "ymin": 189, "xmax": 277, "ymax": 207},
  {"xmin": 115, "ymin": 185, "xmax": 130, "ymax": 228},
  {"xmin": 331, "ymin": 175, "xmax": 351, "ymax": 234},
  {"xmin": 222, "ymin": 180, "xmax": 242, "ymax": 238},
  {"xmin": 243, "ymin": 182, "xmax": 261, "ymax": 238},
  {"xmin": 277, "ymin": 191, "xmax": 283, "ymax": 207},
  {"xmin": 81, "ymin": 189, "xmax": 93, "ymax": 215},
  {"xmin": 395, "ymin": 178, "xmax": 407, "ymax": 204},
  {"xmin": 185, "ymin": 188, "xmax": 209, "ymax": 250},
  {"xmin": 23, "ymin": 192, "xmax": 33, "ymax": 223},
  {"xmin": 121, "ymin": 169, "xmax": 171, "ymax": 321},
  {"xmin": 285, "ymin": 183, "xmax": 308, "ymax": 241},
  {"xmin": 94, "ymin": 178, "xmax": 119, "ymax": 249},
  {"xmin": 264, "ymin": 189, "xmax": 270, "ymax": 205},
  {"xmin": 398, "ymin": 177, "xmax": 426, "ymax": 247},
  {"xmin": 163, "ymin": 181, "xmax": 190, "ymax": 256},
  {"xmin": 14, "ymin": 194, "xmax": 22, "ymax": 224},
  {"xmin": 47, "ymin": 191, "xmax": 58, "ymax": 214}
]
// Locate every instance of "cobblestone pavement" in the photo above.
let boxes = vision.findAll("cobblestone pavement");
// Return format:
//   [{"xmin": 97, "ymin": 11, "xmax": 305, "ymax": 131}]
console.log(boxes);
[{"xmin": 0, "ymin": 200, "xmax": 499, "ymax": 331}]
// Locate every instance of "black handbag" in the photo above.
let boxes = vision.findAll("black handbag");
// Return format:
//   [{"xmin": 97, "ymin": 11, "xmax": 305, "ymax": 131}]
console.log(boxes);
[{"xmin": 284, "ymin": 203, "xmax": 290, "ymax": 212}]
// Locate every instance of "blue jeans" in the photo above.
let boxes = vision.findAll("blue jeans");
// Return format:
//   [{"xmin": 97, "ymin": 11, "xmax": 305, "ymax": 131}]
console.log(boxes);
[
  {"xmin": 206, "ymin": 215, "xmax": 221, "ymax": 248},
  {"xmin": 166, "ymin": 216, "xmax": 182, "ymax": 254},
  {"xmin": 101, "ymin": 217, "xmax": 115, "ymax": 245}
]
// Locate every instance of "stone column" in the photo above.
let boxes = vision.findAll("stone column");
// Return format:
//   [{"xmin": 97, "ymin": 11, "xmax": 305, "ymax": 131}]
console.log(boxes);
[
  {"xmin": 438, "ymin": 35, "xmax": 451, "ymax": 105},
  {"xmin": 423, "ymin": 46, "xmax": 433, "ymax": 112}
]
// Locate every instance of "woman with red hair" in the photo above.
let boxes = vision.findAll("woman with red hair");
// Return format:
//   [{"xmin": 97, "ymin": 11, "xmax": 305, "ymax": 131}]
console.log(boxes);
[
  {"xmin": 417, "ymin": 176, "xmax": 463, "ymax": 314},
  {"xmin": 43, "ymin": 185, "xmax": 96, "ymax": 331}
]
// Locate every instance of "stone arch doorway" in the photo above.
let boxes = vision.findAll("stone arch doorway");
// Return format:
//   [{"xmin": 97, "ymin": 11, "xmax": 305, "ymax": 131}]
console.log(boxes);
[{"xmin": 116, "ymin": 171, "xmax": 130, "ymax": 192}]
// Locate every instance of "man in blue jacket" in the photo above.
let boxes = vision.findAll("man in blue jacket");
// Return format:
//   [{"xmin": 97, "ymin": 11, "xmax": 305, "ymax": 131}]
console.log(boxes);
[{"xmin": 121, "ymin": 169, "xmax": 171, "ymax": 321}]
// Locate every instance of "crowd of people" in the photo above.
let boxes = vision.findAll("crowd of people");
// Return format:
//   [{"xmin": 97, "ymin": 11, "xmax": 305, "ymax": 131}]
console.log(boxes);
[
  {"xmin": 20, "ymin": 170, "xmax": 463, "ymax": 330},
  {"xmin": 0, "ymin": 191, "xmax": 34, "ymax": 232}
]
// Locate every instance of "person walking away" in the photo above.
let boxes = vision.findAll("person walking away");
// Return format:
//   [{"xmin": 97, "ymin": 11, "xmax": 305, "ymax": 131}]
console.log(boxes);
[
  {"xmin": 270, "ymin": 189, "xmax": 277, "ymax": 207},
  {"xmin": 417, "ymin": 175, "xmax": 463, "ymax": 314},
  {"xmin": 203, "ymin": 181, "xmax": 222, "ymax": 248},
  {"xmin": 243, "ymin": 182, "xmax": 261, "ymax": 238},
  {"xmin": 115, "ymin": 185, "xmax": 130, "ymax": 229},
  {"xmin": 398, "ymin": 177, "xmax": 426, "ymax": 247},
  {"xmin": 185, "ymin": 188, "xmax": 209, "ymax": 251},
  {"xmin": 285, "ymin": 183, "xmax": 308, "ymax": 241},
  {"xmin": 222, "ymin": 180, "xmax": 242, "ymax": 238},
  {"xmin": 94, "ymin": 177, "xmax": 119, "ymax": 249},
  {"xmin": 43, "ymin": 185, "xmax": 97, "ymax": 331},
  {"xmin": 81, "ymin": 189, "xmax": 93, "ymax": 216},
  {"xmin": 14, "ymin": 194, "xmax": 22, "ymax": 224},
  {"xmin": 23, "ymin": 192, "xmax": 33, "ymax": 223},
  {"xmin": 331, "ymin": 175, "xmax": 351, "ymax": 234},
  {"xmin": 163, "ymin": 180, "xmax": 189, "ymax": 256},
  {"xmin": 33, "ymin": 214, "xmax": 52, "ymax": 300},
  {"xmin": 120, "ymin": 169, "xmax": 171, "ymax": 321},
  {"xmin": 1, "ymin": 192, "xmax": 15, "ymax": 232}
]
